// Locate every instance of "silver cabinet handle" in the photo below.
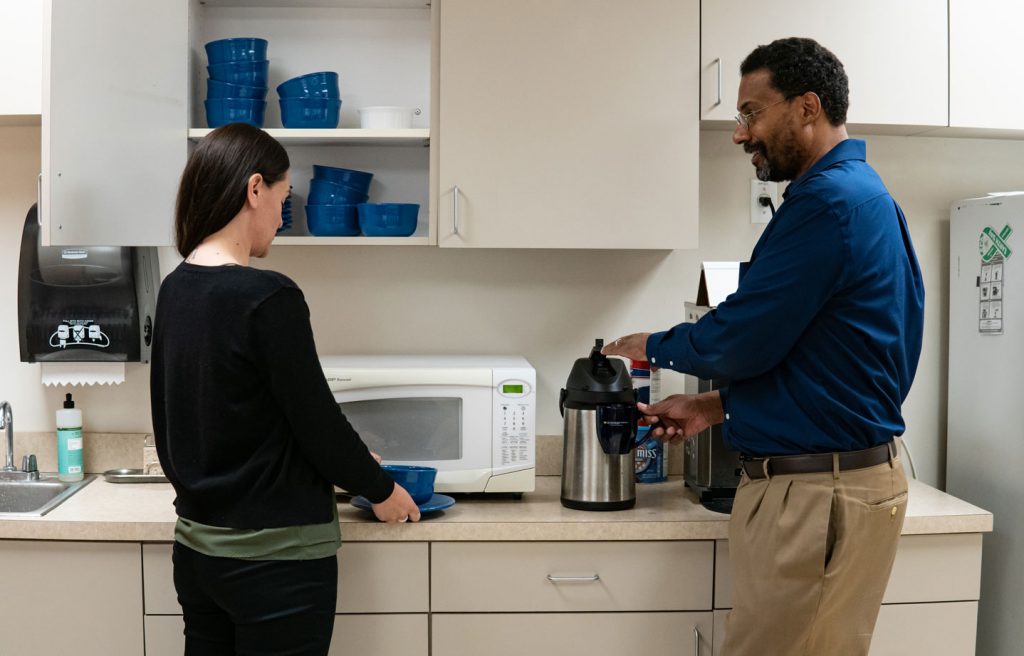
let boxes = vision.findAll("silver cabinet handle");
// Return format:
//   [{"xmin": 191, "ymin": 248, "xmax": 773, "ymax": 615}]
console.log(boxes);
[
  {"xmin": 452, "ymin": 185, "xmax": 461, "ymax": 236},
  {"xmin": 546, "ymin": 574, "xmax": 600, "ymax": 582},
  {"xmin": 37, "ymin": 173, "xmax": 42, "ymax": 226},
  {"xmin": 694, "ymin": 626, "xmax": 701, "ymax": 655},
  {"xmin": 713, "ymin": 57, "xmax": 722, "ymax": 107}
]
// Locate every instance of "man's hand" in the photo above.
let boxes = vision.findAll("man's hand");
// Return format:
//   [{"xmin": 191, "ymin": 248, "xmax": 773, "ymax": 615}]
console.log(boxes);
[
  {"xmin": 601, "ymin": 333, "xmax": 651, "ymax": 362},
  {"xmin": 639, "ymin": 391, "xmax": 724, "ymax": 444},
  {"xmin": 372, "ymin": 483, "xmax": 422, "ymax": 523}
]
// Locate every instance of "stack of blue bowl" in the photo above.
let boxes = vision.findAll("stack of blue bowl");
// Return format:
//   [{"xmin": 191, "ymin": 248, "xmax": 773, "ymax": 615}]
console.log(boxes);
[
  {"xmin": 204, "ymin": 38, "xmax": 269, "ymax": 128},
  {"xmin": 277, "ymin": 186, "xmax": 293, "ymax": 234},
  {"xmin": 277, "ymin": 72, "xmax": 341, "ymax": 129},
  {"xmin": 306, "ymin": 164, "xmax": 373, "ymax": 236}
]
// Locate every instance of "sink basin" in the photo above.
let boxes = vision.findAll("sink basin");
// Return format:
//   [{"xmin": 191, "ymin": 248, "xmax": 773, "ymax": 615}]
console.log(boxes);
[{"xmin": 0, "ymin": 474, "xmax": 95, "ymax": 516}]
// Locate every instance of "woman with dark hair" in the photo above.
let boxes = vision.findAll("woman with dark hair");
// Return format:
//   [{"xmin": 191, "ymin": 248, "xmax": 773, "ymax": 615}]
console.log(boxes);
[{"xmin": 150, "ymin": 123, "xmax": 420, "ymax": 655}]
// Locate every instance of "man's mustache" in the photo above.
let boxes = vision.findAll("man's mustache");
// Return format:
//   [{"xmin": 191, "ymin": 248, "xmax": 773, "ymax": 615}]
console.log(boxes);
[{"xmin": 744, "ymin": 143, "xmax": 765, "ymax": 155}]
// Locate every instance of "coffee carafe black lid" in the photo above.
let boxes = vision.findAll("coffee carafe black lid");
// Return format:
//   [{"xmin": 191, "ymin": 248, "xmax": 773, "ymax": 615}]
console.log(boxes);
[{"xmin": 560, "ymin": 339, "xmax": 637, "ymax": 411}]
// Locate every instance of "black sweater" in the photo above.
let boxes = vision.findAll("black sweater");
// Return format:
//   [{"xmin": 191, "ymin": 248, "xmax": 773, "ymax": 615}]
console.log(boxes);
[{"xmin": 150, "ymin": 263, "xmax": 394, "ymax": 528}]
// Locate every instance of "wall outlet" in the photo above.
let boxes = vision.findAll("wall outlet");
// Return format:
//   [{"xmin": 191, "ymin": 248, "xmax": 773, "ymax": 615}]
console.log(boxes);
[{"xmin": 750, "ymin": 179, "xmax": 778, "ymax": 224}]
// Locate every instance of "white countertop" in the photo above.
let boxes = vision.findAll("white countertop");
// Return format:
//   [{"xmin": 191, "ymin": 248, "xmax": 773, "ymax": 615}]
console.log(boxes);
[{"xmin": 0, "ymin": 476, "xmax": 992, "ymax": 542}]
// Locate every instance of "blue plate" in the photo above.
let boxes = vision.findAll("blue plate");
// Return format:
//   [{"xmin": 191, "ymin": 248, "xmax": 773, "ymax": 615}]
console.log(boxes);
[{"xmin": 350, "ymin": 493, "xmax": 455, "ymax": 516}]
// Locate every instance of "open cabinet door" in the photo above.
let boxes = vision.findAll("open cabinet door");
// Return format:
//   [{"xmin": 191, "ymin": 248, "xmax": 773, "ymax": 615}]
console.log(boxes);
[{"xmin": 43, "ymin": 0, "xmax": 186, "ymax": 246}]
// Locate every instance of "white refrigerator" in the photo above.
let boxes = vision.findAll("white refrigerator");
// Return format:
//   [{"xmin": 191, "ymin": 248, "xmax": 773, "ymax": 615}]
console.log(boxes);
[{"xmin": 947, "ymin": 194, "xmax": 1024, "ymax": 656}]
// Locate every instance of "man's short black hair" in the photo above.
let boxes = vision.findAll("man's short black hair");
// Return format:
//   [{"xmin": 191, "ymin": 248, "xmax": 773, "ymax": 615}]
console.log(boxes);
[{"xmin": 740, "ymin": 37, "xmax": 849, "ymax": 127}]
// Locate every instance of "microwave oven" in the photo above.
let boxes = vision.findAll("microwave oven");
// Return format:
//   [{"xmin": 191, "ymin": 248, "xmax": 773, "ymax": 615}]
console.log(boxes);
[{"xmin": 321, "ymin": 355, "xmax": 536, "ymax": 494}]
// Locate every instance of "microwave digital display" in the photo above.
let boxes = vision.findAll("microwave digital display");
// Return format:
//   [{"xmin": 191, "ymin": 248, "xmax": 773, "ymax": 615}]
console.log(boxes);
[{"xmin": 502, "ymin": 384, "xmax": 524, "ymax": 394}]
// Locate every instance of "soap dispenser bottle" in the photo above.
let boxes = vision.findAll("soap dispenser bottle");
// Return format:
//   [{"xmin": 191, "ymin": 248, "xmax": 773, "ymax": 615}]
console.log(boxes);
[{"xmin": 56, "ymin": 393, "xmax": 84, "ymax": 482}]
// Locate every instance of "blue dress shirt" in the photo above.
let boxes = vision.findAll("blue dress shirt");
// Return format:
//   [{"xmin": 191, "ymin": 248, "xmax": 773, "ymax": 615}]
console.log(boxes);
[{"xmin": 647, "ymin": 139, "xmax": 924, "ymax": 456}]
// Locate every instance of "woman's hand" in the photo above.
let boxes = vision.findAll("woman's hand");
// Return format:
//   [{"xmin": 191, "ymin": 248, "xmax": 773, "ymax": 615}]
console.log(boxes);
[
  {"xmin": 370, "ymin": 451, "xmax": 383, "ymax": 464},
  {"xmin": 372, "ymin": 483, "xmax": 422, "ymax": 523}
]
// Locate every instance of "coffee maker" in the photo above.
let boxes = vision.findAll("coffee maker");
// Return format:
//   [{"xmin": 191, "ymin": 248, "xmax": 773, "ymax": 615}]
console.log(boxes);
[{"xmin": 559, "ymin": 339, "xmax": 639, "ymax": 511}]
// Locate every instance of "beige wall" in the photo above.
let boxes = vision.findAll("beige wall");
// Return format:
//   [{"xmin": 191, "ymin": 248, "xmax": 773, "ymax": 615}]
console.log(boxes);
[{"xmin": 4, "ymin": 124, "xmax": 1024, "ymax": 487}]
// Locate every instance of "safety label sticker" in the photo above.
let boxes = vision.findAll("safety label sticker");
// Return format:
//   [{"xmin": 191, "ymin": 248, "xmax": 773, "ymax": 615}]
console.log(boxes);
[{"xmin": 979, "ymin": 224, "xmax": 1012, "ymax": 335}]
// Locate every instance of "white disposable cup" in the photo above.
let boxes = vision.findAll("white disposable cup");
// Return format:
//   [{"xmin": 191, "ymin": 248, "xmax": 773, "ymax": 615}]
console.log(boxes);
[{"xmin": 358, "ymin": 106, "xmax": 419, "ymax": 129}]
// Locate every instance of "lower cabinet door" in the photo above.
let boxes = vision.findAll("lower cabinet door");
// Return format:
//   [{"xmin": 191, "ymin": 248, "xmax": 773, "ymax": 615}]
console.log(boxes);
[
  {"xmin": 713, "ymin": 603, "xmax": 978, "ymax": 656},
  {"xmin": 146, "ymin": 614, "xmax": 428, "ymax": 656},
  {"xmin": 870, "ymin": 602, "xmax": 978, "ymax": 656},
  {"xmin": 433, "ymin": 612, "xmax": 713, "ymax": 656}
]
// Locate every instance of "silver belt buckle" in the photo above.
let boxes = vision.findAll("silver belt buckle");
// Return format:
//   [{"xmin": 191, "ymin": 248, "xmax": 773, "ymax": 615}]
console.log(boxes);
[{"xmin": 761, "ymin": 457, "xmax": 772, "ymax": 479}]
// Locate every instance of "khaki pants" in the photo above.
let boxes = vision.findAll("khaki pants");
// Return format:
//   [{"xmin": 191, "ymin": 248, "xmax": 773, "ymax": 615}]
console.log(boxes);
[{"xmin": 721, "ymin": 452, "xmax": 908, "ymax": 656}]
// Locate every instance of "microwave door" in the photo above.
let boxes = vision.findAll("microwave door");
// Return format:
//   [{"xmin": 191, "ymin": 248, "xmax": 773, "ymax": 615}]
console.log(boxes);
[
  {"xmin": 339, "ymin": 396, "xmax": 463, "ymax": 461},
  {"xmin": 332, "ymin": 385, "xmax": 494, "ymax": 485}
]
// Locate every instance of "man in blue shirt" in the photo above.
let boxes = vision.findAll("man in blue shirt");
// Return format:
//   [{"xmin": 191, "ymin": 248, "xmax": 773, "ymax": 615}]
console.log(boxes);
[{"xmin": 604, "ymin": 38, "xmax": 924, "ymax": 655}]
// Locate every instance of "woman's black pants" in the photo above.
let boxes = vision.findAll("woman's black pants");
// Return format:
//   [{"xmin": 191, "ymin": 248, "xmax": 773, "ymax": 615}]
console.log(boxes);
[{"xmin": 173, "ymin": 542, "xmax": 338, "ymax": 656}]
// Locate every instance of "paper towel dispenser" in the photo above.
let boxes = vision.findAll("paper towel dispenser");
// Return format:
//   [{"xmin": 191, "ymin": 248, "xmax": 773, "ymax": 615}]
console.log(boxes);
[{"xmin": 17, "ymin": 205, "xmax": 158, "ymax": 363}]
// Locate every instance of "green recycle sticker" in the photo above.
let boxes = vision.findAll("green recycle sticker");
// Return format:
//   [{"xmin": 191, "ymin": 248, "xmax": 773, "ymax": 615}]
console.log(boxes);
[{"xmin": 980, "ymin": 224, "xmax": 1013, "ymax": 262}]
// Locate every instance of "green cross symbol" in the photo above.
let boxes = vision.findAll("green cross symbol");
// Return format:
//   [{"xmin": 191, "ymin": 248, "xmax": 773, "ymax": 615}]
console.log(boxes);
[{"xmin": 981, "ymin": 225, "xmax": 1013, "ymax": 262}]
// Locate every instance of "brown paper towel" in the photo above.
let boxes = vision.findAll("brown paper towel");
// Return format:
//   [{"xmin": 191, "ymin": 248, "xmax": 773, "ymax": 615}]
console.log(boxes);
[{"xmin": 40, "ymin": 362, "xmax": 126, "ymax": 386}]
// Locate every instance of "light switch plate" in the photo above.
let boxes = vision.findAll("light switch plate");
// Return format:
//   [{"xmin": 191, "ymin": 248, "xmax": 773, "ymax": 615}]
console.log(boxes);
[{"xmin": 750, "ymin": 179, "xmax": 778, "ymax": 224}]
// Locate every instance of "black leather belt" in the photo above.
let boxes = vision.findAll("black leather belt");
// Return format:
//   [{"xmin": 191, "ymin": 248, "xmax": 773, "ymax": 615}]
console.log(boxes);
[{"xmin": 740, "ymin": 441, "xmax": 895, "ymax": 479}]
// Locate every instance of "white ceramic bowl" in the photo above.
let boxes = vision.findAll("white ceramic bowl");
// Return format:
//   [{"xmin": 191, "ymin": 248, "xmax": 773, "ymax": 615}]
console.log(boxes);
[{"xmin": 358, "ymin": 106, "xmax": 420, "ymax": 129}]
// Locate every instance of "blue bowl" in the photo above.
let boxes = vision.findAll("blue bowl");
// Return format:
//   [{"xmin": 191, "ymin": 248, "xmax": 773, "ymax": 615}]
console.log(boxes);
[
  {"xmin": 280, "ymin": 97, "xmax": 341, "ymax": 129},
  {"xmin": 207, "ymin": 78, "xmax": 268, "ymax": 100},
  {"xmin": 312, "ymin": 164, "xmax": 373, "ymax": 192},
  {"xmin": 308, "ymin": 178, "xmax": 369, "ymax": 205},
  {"xmin": 205, "ymin": 38, "xmax": 268, "ymax": 65},
  {"xmin": 204, "ymin": 98, "xmax": 266, "ymax": 128},
  {"xmin": 306, "ymin": 204, "xmax": 360, "ymax": 236},
  {"xmin": 358, "ymin": 203, "xmax": 419, "ymax": 237},
  {"xmin": 381, "ymin": 464, "xmax": 437, "ymax": 505},
  {"xmin": 276, "ymin": 71, "xmax": 340, "ymax": 99},
  {"xmin": 207, "ymin": 60, "xmax": 269, "ymax": 87}
]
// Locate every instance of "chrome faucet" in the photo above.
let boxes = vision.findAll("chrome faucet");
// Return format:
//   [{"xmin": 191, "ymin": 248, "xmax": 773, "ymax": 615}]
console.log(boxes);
[{"xmin": 0, "ymin": 401, "xmax": 14, "ymax": 472}]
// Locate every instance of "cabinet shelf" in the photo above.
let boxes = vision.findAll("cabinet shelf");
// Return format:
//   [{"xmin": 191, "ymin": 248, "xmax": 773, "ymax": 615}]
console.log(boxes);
[
  {"xmin": 273, "ymin": 235, "xmax": 430, "ymax": 246},
  {"xmin": 188, "ymin": 128, "xmax": 429, "ymax": 146}
]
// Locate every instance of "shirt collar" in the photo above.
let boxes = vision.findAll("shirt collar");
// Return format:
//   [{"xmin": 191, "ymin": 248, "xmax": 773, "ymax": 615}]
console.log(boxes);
[{"xmin": 782, "ymin": 138, "xmax": 866, "ymax": 199}]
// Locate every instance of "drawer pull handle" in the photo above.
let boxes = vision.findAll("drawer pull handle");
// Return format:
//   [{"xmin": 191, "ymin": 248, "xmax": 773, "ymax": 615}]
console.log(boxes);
[{"xmin": 546, "ymin": 574, "xmax": 600, "ymax": 582}]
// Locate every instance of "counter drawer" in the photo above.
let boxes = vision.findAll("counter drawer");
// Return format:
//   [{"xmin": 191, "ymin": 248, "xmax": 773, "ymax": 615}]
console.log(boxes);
[
  {"xmin": 714, "ymin": 533, "xmax": 982, "ymax": 609},
  {"xmin": 145, "ymin": 613, "xmax": 428, "ymax": 656},
  {"xmin": 143, "ymin": 541, "xmax": 429, "ymax": 614},
  {"xmin": 433, "ymin": 612, "xmax": 713, "ymax": 656},
  {"xmin": 431, "ymin": 540, "xmax": 713, "ymax": 612}
]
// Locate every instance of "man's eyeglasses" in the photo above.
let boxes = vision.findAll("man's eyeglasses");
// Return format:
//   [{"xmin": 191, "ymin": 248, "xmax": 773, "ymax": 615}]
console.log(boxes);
[{"xmin": 734, "ymin": 96, "xmax": 795, "ymax": 130}]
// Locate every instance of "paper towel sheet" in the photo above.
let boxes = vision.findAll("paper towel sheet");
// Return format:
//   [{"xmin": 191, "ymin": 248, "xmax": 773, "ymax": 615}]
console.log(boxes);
[{"xmin": 41, "ymin": 362, "xmax": 126, "ymax": 386}]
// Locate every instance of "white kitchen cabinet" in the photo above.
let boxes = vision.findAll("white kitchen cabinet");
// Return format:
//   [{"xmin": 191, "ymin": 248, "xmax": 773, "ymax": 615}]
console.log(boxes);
[
  {"xmin": 434, "ymin": 612, "xmax": 712, "ymax": 656},
  {"xmin": 949, "ymin": 0, "xmax": 1024, "ymax": 131},
  {"xmin": 700, "ymin": 0, "xmax": 947, "ymax": 131},
  {"xmin": 432, "ymin": 541, "xmax": 713, "ymax": 655},
  {"xmin": 432, "ymin": 541, "xmax": 713, "ymax": 612},
  {"xmin": 0, "ymin": 0, "xmax": 42, "ymax": 120},
  {"xmin": 142, "ymin": 542, "xmax": 430, "ymax": 655},
  {"xmin": 42, "ymin": 0, "xmax": 187, "ymax": 246},
  {"xmin": 436, "ymin": 0, "xmax": 699, "ymax": 249},
  {"xmin": 189, "ymin": 0, "xmax": 434, "ymax": 246},
  {"xmin": 0, "ymin": 541, "xmax": 144, "ymax": 654}
]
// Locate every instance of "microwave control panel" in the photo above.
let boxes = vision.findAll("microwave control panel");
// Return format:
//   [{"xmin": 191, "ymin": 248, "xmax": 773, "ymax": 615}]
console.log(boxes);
[{"xmin": 493, "ymin": 371, "xmax": 536, "ymax": 469}]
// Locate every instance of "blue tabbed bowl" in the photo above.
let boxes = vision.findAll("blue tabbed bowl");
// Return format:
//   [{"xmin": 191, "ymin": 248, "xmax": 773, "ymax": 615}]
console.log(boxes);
[
  {"xmin": 204, "ymin": 98, "xmax": 266, "ymax": 128},
  {"xmin": 280, "ymin": 97, "xmax": 341, "ymax": 129},
  {"xmin": 312, "ymin": 164, "xmax": 373, "ymax": 193},
  {"xmin": 381, "ymin": 464, "xmax": 437, "ymax": 505},
  {"xmin": 205, "ymin": 38, "xmax": 268, "ymax": 65},
  {"xmin": 358, "ymin": 203, "xmax": 419, "ymax": 237},
  {"xmin": 207, "ymin": 60, "xmax": 269, "ymax": 87},
  {"xmin": 308, "ymin": 178, "xmax": 369, "ymax": 205},
  {"xmin": 207, "ymin": 78, "xmax": 268, "ymax": 101},
  {"xmin": 306, "ymin": 204, "xmax": 360, "ymax": 236},
  {"xmin": 276, "ymin": 71, "xmax": 340, "ymax": 99}
]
